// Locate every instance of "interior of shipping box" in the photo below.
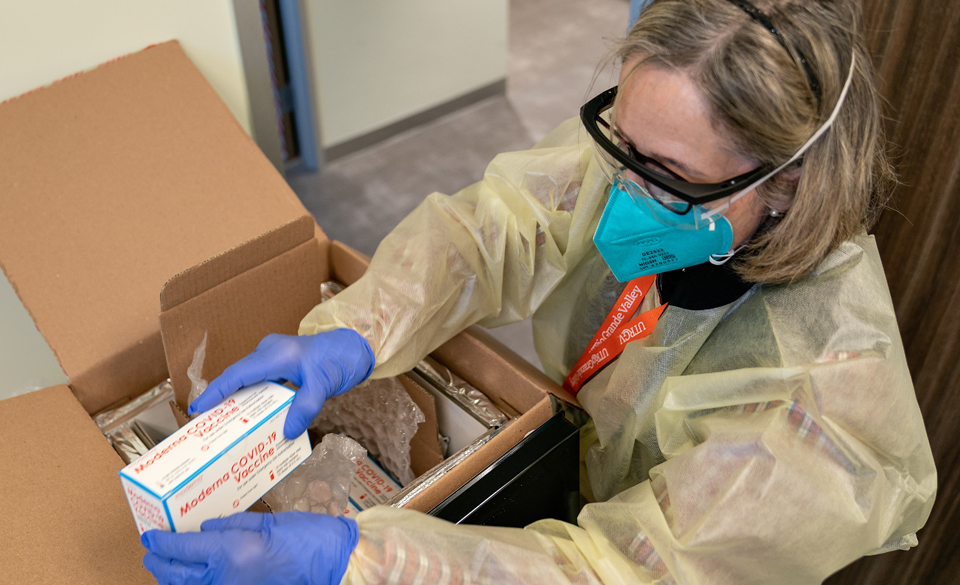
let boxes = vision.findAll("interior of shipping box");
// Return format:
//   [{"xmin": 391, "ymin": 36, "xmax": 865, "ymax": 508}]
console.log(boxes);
[
  {"xmin": 158, "ymin": 213, "xmax": 566, "ymax": 513},
  {"xmin": 0, "ymin": 41, "xmax": 574, "ymax": 584}
]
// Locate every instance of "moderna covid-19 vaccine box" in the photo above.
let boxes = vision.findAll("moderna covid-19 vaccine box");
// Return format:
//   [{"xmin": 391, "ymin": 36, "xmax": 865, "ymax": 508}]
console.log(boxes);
[
  {"xmin": 119, "ymin": 381, "xmax": 311, "ymax": 533},
  {"xmin": 343, "ymin": 452, "xmax": 403, "ymax": 517}
]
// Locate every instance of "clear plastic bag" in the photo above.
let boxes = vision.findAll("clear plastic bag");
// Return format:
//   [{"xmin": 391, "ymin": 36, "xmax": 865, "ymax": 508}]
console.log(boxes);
[
  {"xmin": 186, "ymin": 331, "xmax": 209, "ymax": 407},
  {"xmin": 263, "ymin": 434, "xmax": 366, "ymax": 516},
  {"xmin": 320, "ymin": 281, "xmax": 344, "ymax": 302}
]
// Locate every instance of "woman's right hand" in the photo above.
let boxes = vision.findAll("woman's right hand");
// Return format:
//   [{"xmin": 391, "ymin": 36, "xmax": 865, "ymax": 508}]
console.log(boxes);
[{"xmin": 188, "ymin": 329, "xmax": 374, "ymax": 440}]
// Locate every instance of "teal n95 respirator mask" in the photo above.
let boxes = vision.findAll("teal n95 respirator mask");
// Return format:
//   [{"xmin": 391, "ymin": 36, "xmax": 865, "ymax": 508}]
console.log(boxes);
[
  {"xmin": 587, "ymin": 54, "xmax": 857, "ymax": 282},
  {"xmin": 594, "ymin": 184, "xmax": 734, "ymax": 280}
]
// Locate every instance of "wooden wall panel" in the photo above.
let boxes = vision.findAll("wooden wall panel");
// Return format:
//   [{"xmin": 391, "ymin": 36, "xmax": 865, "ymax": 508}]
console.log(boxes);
[{"xmin": 826, "ymin": 1, "xmax": 960, "ymax": 583}]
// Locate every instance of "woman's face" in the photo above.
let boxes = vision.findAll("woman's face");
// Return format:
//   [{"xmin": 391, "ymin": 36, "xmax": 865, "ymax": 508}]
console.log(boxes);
[{"xmin": 616, "ymin": 60, "xmax": 767, "ymax": 248}]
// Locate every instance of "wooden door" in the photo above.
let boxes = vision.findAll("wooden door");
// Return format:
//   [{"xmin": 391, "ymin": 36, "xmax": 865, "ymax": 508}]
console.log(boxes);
[{"xmin": 826, "ymin": 1, "xmax": 960, "ymax": 583}]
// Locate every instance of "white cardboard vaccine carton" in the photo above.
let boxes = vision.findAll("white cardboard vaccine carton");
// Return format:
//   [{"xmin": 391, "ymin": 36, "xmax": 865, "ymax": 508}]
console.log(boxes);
[
  {"xmin": 344, "ymin": 452, "xmax": 403, "ymax": 518},
  {"xmin": 119, "ymin": 381, "xmax": 311, "ymax": 533}
]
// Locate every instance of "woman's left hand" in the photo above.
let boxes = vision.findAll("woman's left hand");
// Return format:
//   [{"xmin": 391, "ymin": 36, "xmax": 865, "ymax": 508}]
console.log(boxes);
[{"xmin": 141, "ymin": 512, "xmax": 358, "ymax": 585}]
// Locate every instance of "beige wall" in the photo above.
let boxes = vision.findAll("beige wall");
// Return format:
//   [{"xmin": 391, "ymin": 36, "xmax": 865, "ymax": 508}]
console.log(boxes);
[
  {"xmin": 0, "ymin": 1, "xmax": 252, "ymax": 134},
  {"xmin": 302, "ymin": 0, "xmax": 508, "ymax": 148}
]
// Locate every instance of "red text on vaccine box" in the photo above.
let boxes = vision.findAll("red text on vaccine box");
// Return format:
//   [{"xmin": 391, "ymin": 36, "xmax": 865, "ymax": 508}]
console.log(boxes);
[{"xmin": 119, "ymin": 382, "xmax": 311, "ymax": 533}]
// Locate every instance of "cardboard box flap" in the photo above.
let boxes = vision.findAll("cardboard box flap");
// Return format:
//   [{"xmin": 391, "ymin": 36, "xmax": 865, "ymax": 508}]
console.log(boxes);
[
  {"xmin": 161, "ymin": 218, "xmax": 329, "ymax": 408},
  {"xmin": 0, "ymin": 385, "xmax": 154, "ymax": 584},
  {"xmin": 160, "ymin": 215, "xmax": 319, "ymax": 311},
  {"xmin": 0, "ymin": 41, "xmax": 308, "ymax": 414}
]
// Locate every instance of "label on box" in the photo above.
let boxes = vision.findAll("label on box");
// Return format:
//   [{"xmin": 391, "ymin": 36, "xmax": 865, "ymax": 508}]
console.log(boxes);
[
  {"xmin": 119, "ymin": 382, "xmax": 311, "ymax": 533},
  {"xmin": 342, "ymin": 454, "xmax": 402, "ymax": 518}
]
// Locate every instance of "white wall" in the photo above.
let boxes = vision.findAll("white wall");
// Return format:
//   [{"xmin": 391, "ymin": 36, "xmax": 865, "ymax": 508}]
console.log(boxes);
[
  {"xmin": 0, "ymin": 1, "xmax": 252, "ymax": 134},
  {"xmin": 302, "ymin": 0, "xmax": 508, "ymax": 148}
]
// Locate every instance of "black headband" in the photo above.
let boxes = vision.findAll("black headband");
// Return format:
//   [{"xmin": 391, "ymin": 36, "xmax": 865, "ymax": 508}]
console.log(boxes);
[{"xmin": 726, "ymin": 0, "xmax": 822, "ymax": 102}]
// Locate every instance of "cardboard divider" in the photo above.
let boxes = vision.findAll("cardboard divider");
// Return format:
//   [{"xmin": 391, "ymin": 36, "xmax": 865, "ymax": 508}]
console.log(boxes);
[
  {"xmin": 404, "ymin": 399, "xmax": 556, "ymax": 513},
  {"xmin": 160, "ymin": 217, "xmax": 328, "ymax": 408},
  {"xmin": 397, "ymin": 376, "xmax": 445, "ymax": 476}
]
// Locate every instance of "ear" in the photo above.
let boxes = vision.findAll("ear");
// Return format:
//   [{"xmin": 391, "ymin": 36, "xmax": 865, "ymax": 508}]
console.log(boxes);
[
  {"xmin": 770, "ymin": 166, "xmax": 803, "ymax": 213},
  {"xmin": 780, "ymin": 166, "xmax": 802, "ymax": 184}
]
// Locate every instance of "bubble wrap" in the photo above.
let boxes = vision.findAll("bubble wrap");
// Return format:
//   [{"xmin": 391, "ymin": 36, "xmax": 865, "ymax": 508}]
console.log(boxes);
[
  {"xmin": 263, "ymin": 434, "xmax": 366, "ymax": 516},
  {"xmin": 310, "ymin": 376, "xmax": 424, "ymax": 485}
]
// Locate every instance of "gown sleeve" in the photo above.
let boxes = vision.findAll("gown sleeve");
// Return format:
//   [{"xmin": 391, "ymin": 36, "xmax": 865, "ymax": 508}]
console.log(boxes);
[{"xmin": 299, "ymin": 117, "xmax": 608, "ymax": 378}]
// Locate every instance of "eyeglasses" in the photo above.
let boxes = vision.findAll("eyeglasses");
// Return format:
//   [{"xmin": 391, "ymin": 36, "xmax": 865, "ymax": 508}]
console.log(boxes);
[{"xmin": 580, "ymin": 86, "xmax": 772, "ymax": 217}]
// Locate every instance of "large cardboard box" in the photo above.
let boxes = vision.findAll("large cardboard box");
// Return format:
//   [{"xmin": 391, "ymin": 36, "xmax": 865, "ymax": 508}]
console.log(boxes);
[{"xmin": 0, "ymin": 42, "xmax": 575, "ymax": 583}]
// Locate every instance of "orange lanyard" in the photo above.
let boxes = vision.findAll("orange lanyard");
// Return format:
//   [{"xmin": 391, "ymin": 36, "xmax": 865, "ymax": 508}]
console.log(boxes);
[{"xmin": 563, "ymin": 275, "xmax": 667, "ymax": 395}]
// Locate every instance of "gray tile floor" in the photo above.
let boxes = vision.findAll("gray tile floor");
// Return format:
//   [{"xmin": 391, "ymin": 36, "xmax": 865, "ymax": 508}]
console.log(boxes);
[{"xmin": 288, "ymin": 0, "xmax": 628, "ymax": 368}]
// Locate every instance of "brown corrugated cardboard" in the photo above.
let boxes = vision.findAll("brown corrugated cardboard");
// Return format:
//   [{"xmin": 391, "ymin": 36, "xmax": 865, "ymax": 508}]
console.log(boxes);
[
  {"xmin": 0, "ymin": 41, "xmax": 307, "ymax": 414},
  {"xmin": 160, "ymin": 217, "xmax": 323, "ymax": 313},
  {"xmin": 0, "ymin": 386, "xmax": 153, "ymax": 584},
  {"xmin": 397, "ymin": 376, "xmax": 445, "ymax": 476},
  {"xmin": 159, "ymin": 215, "xmax": 327, "ymax": 408},
  {"xmin": 0, "ymin": 42, "xmax": 317, "ymax": 583}
]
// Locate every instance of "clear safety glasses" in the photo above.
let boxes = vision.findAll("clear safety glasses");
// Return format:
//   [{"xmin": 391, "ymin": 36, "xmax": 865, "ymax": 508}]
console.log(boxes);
[{"xmin": 581, "ymin": 87, "xmax": 772, "ymax": 229}]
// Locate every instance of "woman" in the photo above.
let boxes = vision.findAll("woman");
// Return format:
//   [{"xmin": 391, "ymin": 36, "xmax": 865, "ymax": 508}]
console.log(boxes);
[{"xmin": 142, "ymin": 1, "xmax": 936, "ymax": 583}]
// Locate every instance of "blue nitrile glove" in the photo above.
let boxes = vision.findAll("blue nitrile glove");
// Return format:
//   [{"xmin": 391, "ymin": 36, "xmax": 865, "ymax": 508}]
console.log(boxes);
[
  {"xmin": 141, "ymin": 512, "xmax": 358, "ymax": 585},
  {"xmin": 188, "ymin": 330, "xmax": 374, "ymax": 439}
]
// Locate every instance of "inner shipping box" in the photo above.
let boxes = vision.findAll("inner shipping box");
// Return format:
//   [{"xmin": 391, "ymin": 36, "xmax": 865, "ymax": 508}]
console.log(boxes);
[{"xmin": 0, "ymin": 42, "xmax": 578, "ymax": 584}]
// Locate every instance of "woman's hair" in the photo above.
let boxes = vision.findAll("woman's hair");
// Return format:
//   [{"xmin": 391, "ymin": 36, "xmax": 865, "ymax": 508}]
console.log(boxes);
[{"xmin": 618, "ymin": 0, "xmax": 895, "ymax": 284}]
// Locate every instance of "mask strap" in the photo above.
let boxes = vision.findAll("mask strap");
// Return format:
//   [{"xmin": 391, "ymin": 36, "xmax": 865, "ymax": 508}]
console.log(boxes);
[
  {"xmin": 709, "ymin": 245, "xmax": 747, "ymax": 265},
  {"xmin": 700, "ymin": 52, "xmax": 857, "ymax": 224}
]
